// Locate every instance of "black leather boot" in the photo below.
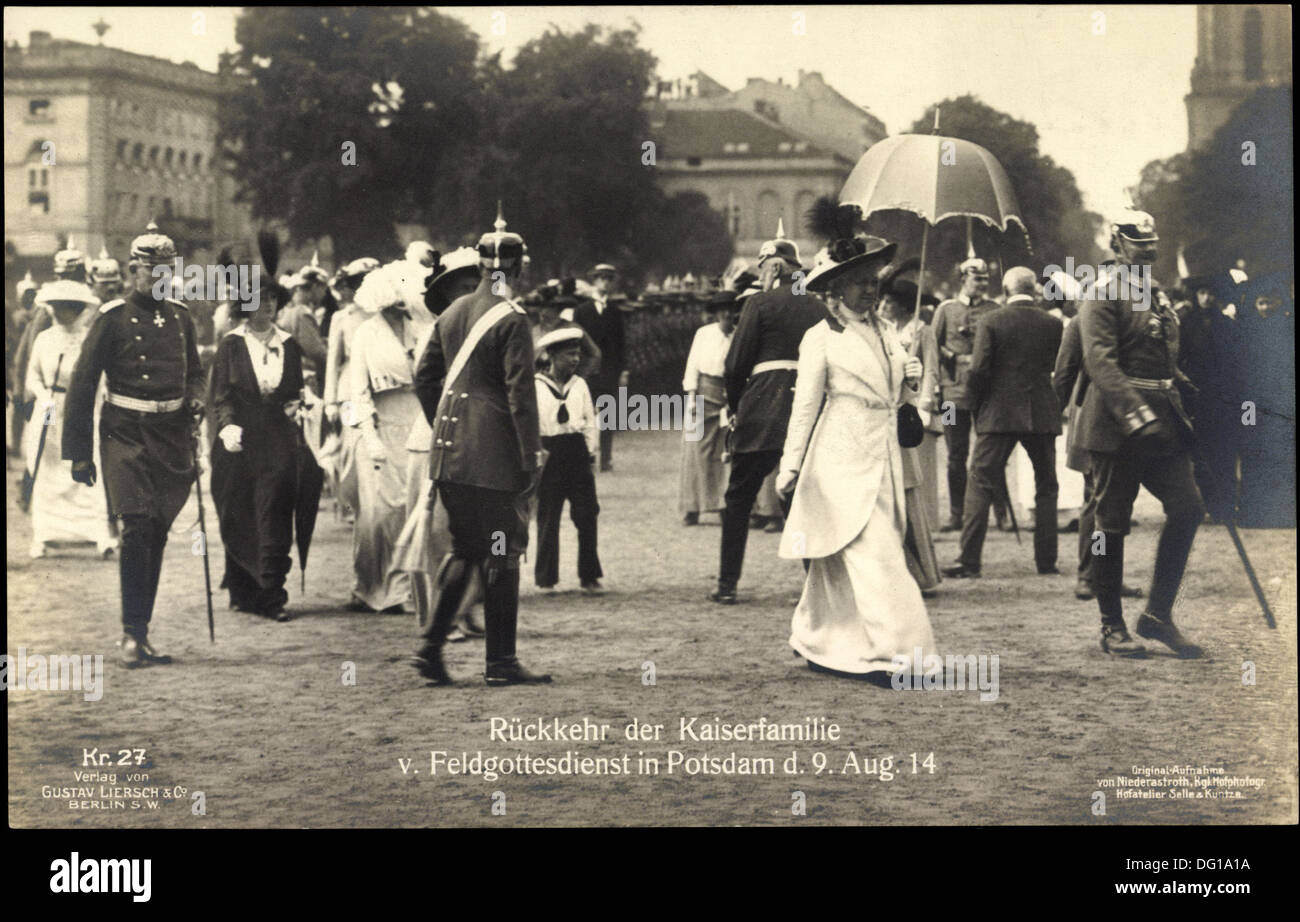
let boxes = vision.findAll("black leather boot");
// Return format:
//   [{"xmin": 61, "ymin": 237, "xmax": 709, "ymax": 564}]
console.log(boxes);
[
  {"xmin": 1091, "ymin": 532, "xmax": 1144, "ymax": 656},
  {"xmin": 1135, "ymin": 612, "xmax": 1203, "ymax": 659},
  {"xmin": 412, "ymin": 554, "xmax": 472, "ymax": 685},
  {"xmin": 483, "ymin": 561, "xmax": 551, "ymax": 686}
]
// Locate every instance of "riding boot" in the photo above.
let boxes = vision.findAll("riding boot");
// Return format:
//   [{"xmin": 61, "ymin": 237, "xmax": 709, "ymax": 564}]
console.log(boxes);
[
  {"xmin": 412, "ymin": 554, "xmax": 472, "ymax": 684},
  {"xmin": 483, "ymin": 558, "xmax": 551, "ymax": 685},
  {"xmin": 1092, "ymin": 531, "xmax": 1144, "ymax": 656}
]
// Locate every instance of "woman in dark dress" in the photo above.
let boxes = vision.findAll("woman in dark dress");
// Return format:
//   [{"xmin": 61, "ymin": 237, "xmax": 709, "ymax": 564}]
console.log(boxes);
[{"xmin": 209, "ymin": 292, "xmax": 316, "ymax": 621}]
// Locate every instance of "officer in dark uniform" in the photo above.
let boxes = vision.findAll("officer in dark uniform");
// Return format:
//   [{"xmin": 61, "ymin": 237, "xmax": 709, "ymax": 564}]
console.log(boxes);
[
  {"xmin": 710, "ymin": 223, "xmax": 828, "ymax": 604},
  {"xmin": 411, "ymin": 207, "xmax": 550, "ymax": 686},
  {"xmin": 1073, "ymin": 209, "xmax": 1204, "ymax": 658},
  {"xmin": 62, "ymin": 226, "xmax": 204, "ymax": 668}
]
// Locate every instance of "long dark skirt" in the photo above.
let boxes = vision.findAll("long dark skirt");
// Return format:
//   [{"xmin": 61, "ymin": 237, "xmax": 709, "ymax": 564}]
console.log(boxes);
[{"xmin": 211, "ymin": 415, "xmax": 298, "ymax": 614}]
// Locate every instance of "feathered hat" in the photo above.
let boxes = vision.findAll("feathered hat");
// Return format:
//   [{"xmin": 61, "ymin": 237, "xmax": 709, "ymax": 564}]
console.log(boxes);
[{"xmin": 801, "ymin": 195, "xmax": 896, "ymax": 293}]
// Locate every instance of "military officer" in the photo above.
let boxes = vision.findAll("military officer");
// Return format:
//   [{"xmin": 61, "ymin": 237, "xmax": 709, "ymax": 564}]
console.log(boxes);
[
  {"xmin": 89, "ymin": 248, "xmax": 124, "ymax": 304},
  {"xmin": 1073, "ymin": 208, "xmax": 1204, "ymax": 658},
  {"xmin": 61, "ymin": 225, "xmax": 205, "ymax": 668},
  {"xmin": 710, "ymin": 221, "xmax": 826, "ymax": 604},
  {"xmin": 932, "ymin": 257, "xmax": 1002, "ymax": 531},
  {"xmin": 411, "ymin": 207, "xmax": 550, "ymax": 687}
]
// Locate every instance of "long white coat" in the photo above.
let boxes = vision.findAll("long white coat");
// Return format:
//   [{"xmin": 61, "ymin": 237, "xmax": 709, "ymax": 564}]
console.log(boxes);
[{"xmin": 778, "ymin": 311, "xmax": 919, "ymax": 560}]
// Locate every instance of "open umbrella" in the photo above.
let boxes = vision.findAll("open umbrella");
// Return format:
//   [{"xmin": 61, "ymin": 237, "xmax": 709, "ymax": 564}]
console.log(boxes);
[{"xmin": 839, "ymin": 128, "xmax": 1026, "ymax": 312}]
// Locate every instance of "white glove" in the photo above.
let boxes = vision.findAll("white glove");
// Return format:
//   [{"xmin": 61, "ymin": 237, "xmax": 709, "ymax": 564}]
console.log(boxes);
[
  {"xmin": 903, "ymin": 357, "xmax": 923, "ymax": 384},
  {"xmin": 918, "ymin": 409, "xmax": 933, "ymax": 429},
  {"xmin": 218, "ymin": 424, "xmax": 243, "ymax": 453},
  {"xmin": 775, "ymin": 468, "xmax": 798, "ymax": 496}
]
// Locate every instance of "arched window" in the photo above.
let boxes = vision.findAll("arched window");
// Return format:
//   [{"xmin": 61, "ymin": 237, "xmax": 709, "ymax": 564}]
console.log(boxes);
[
  {"xmin": 1243, "ymin": 7, "xmax": 1263, "ymax": 81},
  {"xmin": 164, "ymin": 147, "xmax": 174, "ymax": 167},
  {"xmin": 132, "ymin": 142, "xmax": 144, "ymax": 163},
  {"xmin": 148, "ymin": 146, "xmax": 159, "ymax": 166},
  {"xmin": 756, "ymin": 190, "xmax": 783, "ymax": 239},
  {"xmin": 178, "ymin": 151, "xmax": 187, "ymax": 169},
  {"xmin": 116, "ymin": 138, "xmax": 128, "ymax": 159},
  {"xmin": 193, "ymin": 153, "xmax": 203, "ymax": 171},
  {"xmin": 795, "ymin": 190, "xmax": 816, "ymax": 234}
]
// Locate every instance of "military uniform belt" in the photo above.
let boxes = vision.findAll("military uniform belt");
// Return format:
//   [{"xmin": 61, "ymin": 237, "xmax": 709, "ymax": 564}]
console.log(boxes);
[
  {"xmin": 750, "ymin": 360, "xmax": 798, "ymax": 377},
  {"xmin": 105, "ymin": 392, "xmax": 184, "ymax": 413},
  {"xmin": 1125, "ymin": 376, "xmax": 1175, "ymax": 391}
]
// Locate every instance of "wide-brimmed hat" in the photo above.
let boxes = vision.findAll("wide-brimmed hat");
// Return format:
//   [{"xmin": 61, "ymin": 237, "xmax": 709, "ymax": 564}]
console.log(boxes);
[
  {"xmin": 802, "ymin": 235, "xmax": 898, "ymax": 293},
  {"xmin": 355, "ymin": 260, "xmax": 429, "ymax": 315},
  {"xmin": 427, "ymin": 247, "xmax": 480, "ymax": 294},
  {"xmin": 334, "ymin": 257, "xmax": 380, "ymax": 286},
  {"xmin": 36, "ymin": 279, "xmax": 96, "ymax": 308}
]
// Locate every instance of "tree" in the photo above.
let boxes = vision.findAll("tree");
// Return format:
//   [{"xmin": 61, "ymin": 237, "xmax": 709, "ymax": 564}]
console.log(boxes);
[
  {"xmin": 481, "ymin": 24, "xmax": 663, "ymax": 280},
  {"xmin": 1136, "ymin": 86, "xmax": 1293, "ymax": 279},
  {"xmin": 901, "ymin": 96, "xmax": 1104, "ymax": 284},
  {"xmin": 219, "ymin": 7, "xmax": 486, "ymax": 260}
]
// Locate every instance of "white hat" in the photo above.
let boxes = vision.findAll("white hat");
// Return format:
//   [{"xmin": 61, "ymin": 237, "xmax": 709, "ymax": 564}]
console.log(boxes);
[
  {"xmin": 536, "ymin": 327, "xmax": 584, "ymax": 353},
  {"xmin": 36, "ymin": 279, "xmax": 97, "ymax": 307},
  {"xmin": 405, "ymin": 241, "xmax": 437, "ymax": 267},
  {"xmin": 355, "ymin": 260, "xmax": 430, "ymax": 315}
]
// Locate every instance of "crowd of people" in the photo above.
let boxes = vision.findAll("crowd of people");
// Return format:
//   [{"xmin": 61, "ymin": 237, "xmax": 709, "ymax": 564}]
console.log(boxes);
[{"xmin": 4, "ymin": 194, "xmax": 1294, "ymax": 684}]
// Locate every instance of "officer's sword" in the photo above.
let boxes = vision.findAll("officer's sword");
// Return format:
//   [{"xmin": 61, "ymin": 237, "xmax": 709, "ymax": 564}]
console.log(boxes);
[{"xmin": 191, "ymin": 438, "xmax": 215, "ymax": 642}]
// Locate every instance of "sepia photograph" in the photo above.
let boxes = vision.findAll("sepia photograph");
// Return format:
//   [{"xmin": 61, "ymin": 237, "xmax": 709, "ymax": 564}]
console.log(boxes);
[{"xmin": 3, "ymin": 3, "xmax": 1295, "ymax": 889}]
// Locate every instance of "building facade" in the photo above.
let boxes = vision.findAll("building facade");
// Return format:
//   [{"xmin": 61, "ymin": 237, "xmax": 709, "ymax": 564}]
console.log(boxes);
[
  {"xmin": 1185, "ymin": 4, "xmax": 1292, "ymax": 149},
  {"xmin": 4, "ymin": 30, "xmax": 253, "ymax": 284},
  {"xmin": 647, "ymin": 71, "xmax": 883, "ymax": 265}
]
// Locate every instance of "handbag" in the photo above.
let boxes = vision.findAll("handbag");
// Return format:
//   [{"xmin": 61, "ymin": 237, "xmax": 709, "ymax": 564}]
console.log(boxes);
[{"xmin": 897, "ymin": 403, "xmax": 925, "ymax": 448}]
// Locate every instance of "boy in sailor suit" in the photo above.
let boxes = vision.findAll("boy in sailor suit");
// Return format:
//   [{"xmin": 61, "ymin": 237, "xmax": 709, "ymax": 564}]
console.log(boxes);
[{"xmin": 533, "ymin": 327, "xmax": 603, "ymax": 594}]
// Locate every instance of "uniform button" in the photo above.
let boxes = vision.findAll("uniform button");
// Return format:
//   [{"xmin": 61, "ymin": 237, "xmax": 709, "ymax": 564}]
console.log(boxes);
[
  {"xmin": 435, "ymin": 439, "xmax": 443, "ymax": 445},
  {"xmin": 142, "ymin": 374, "xmax": 150, "ymax": 380},
  {"xmin": 451, "ymin": 417, "xmax": 458, "ymax": 422},
  {"xmin": 445, "ymin": 441, "xmax": 453, "ymax": 446},
  {"xmin": 135, "ymin": 335, "xmax": 142, "ymax": 341},
  {"xmin": 139, "ymin": 355, "xmax": 147, "ymax": 360},
  {"xmin": 460, "ymin": 393, "xmax": 468, "ymax": 398},
  {"xmin": 441, "ymin": 415, "xmax": 448, "ymax": 421},
  {"xmin": 131, "ymin": 317, "xmax": 139, "ymax": 324}
]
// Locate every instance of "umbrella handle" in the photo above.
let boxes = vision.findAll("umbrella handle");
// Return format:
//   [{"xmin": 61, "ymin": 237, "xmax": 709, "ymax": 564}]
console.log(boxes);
[{"xmin": 915, "ymin": 223, "xmax": 929, "ymax": 316}]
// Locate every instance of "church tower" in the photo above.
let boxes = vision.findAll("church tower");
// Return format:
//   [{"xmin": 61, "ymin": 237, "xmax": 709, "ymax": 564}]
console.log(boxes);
[{"xmin": 1185, "ymin": 4, "xmax": 1292, "ymax": 149}]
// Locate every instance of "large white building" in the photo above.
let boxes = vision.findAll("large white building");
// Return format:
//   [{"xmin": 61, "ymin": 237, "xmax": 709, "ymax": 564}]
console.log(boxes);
[{"xmin": 4, "ymin": 29, "xmax": 253, "ymax": 285}]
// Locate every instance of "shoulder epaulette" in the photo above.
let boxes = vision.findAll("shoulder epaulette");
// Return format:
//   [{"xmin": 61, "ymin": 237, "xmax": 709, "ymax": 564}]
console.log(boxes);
[
  {"xmin": 165, "ymin": 298, "xmax": 190, "ymax": 312},
  {"xmin": 99, "ymin": 298, "xmax": 125, "ymax": 314}
]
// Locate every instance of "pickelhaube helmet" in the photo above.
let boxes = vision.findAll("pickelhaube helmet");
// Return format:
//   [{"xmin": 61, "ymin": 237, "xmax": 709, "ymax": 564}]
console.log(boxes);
[
  {"xmin": 16, "ymin": 270, "xmax": 38, "ymax": 299},
  {"xmin": 89, "ymin": 245, "xmax": 122, "ymax": 283},
  {"xmin": 757, "ymin": 219, "xmax": 800, "ymax": 267},
  {"xmin": 130, "ymin": 220, "xmax": 177, "ymax": 267},
  {"xmin": 477, "ymin": 202, "xmax": 525, "ymax": 270},
  {"xmin": 53, "ymin": 235, "xmax": 86, "ymax": 278},
  {"xmin": 959, "ymin": 256, "xmax": 990, "ymax": 279}
]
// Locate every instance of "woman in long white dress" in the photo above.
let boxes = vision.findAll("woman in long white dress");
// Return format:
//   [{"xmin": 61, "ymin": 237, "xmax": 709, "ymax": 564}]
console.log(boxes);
[
  {"xmin": 346, "ymin": 261, "xmax": 432, "ymax": 612},
  {"xmin": 24, "ymin": 281, "xmax": 116, "ymax": 558},
  {"xmin": 775, "ymin": 235, "xmax": 937, "ymax": 681}
]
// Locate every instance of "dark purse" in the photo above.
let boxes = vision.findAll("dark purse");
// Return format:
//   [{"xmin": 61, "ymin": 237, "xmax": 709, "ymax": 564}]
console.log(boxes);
[{"xmin": 897, "ymin": 403, "xmax": 925, "ymax": 448}]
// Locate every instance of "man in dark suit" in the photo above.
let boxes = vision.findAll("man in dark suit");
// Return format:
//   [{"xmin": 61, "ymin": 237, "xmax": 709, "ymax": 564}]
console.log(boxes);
[
  {"xmin": 571, "ymin": 263, "xmax": 626, "ymax": 471},
  {"xmin": 1072, "ymin": 209, "xmax": 1204, "ymax": 658},
  {"xmin": 944, "ymin": 267, "xmax": 1063, "ymax": 578},
  {"xmin": 412, "ymin": 208, "xmax": 550, "ymax": 687},
  {"xmin": 709, "ymin": 227, "xmax": 826, "ymax": 604}
]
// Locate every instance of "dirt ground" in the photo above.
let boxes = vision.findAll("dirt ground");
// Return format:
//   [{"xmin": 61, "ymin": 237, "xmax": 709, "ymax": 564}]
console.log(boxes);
[{"xmin": 7, "ymin": 427, "xmax": 1297, "ymax": 827}]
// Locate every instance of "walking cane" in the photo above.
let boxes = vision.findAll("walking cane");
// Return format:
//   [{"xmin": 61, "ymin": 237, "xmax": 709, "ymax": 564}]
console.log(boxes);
[
  {"xmin": 21, "ymin": 353, "xmax": 64, "ymax": 508},
  {"xmin": 191, "ymin": 438, "xmax": 215, "ymax": 642}
]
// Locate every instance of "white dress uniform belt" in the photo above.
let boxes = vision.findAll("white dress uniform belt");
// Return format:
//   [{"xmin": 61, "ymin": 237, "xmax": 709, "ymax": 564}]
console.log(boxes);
[
  {"xmin": 750, "ymin": 359, "xmax": 798, "ymax": 377},
  {"xmin": 105, "ymin": 392, "xmax": 184, "ymax": 413},
  {"xmin": 1125, "ymin": 376, "xmax": 1175, "ymax": 390}
]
